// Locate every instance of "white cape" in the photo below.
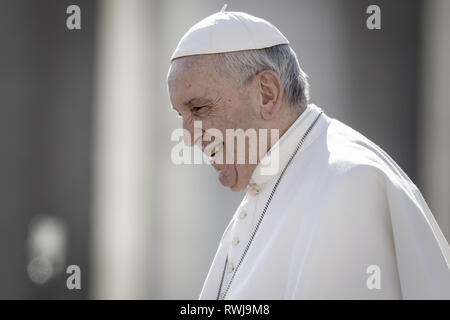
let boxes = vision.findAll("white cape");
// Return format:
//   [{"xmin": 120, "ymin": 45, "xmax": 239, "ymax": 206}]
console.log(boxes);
[{"xmin": 199, "ymin": 104, "xmax": 450, "ymax": 299}]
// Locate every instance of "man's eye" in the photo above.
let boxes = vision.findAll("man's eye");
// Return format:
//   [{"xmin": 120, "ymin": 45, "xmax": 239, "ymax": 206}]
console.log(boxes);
[{"xmin": 192, "ymin": 106, "xmax": 206, "ymax": 112}]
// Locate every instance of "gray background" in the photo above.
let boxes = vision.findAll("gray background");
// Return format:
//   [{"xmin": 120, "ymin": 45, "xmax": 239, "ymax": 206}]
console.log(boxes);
[{"xmin": 0, "ymin": 0, "xmax": 448, "ymax": 299}]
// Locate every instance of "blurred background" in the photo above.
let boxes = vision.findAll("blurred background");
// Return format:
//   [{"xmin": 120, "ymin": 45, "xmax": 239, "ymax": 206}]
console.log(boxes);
[{"xmin": 0, "ymin": 0, "xmax": 449, "ymax": 299}]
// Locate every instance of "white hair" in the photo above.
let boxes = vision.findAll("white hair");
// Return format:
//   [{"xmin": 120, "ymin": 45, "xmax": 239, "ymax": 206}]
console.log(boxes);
[{"xmin": 215, "ymin": 44, "xmax": 310, "ymax": 107}]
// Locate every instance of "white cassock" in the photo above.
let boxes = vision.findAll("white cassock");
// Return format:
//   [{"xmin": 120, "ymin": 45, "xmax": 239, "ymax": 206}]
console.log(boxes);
[{"xmin": 199, "ymin": 104, "xmax": 450, "ymax": 299}]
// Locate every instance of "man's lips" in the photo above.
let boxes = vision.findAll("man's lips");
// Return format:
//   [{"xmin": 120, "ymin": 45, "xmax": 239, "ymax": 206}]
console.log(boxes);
[
  {"xmin": 202, "ymin": 139, "xmax": 224, "ymax": 165},
  {"xmin": 193, "ymin": 133, "xmax": 226, "ymax": 168},
  {"xmin": 209, "ymin": 143, "xmax": 222, "ymax": 158},
  {"xmin": 199, "ymin": 139, "xmax": 237, "ymax": 188}
]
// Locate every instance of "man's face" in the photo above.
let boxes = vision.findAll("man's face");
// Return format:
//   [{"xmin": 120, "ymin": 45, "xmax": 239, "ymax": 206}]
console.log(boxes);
[{"xmin": 167, "ymin": 55, "xmax": 260, "ymax": 192}]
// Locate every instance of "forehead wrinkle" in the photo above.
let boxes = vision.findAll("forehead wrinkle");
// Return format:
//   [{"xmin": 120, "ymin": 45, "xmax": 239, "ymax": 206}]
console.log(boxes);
[{"xmin": 169, "ymin": 55, "xmax": 224, "ymax": 111}]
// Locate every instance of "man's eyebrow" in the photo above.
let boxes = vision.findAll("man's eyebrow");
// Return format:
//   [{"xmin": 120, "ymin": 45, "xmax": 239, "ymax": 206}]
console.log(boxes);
[
  {"xmin": 184, "ymin": 97, "xmax": 211, "ymax": 107},
  {"xmin": 170, "ymin": 97, "xmax": 213, "ymax": 113}
]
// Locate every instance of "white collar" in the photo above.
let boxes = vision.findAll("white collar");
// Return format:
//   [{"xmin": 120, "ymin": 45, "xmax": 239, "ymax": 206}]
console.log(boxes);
[{"xmin": 247, "ymin": 104, "xmax": 323, "ymax": 195}]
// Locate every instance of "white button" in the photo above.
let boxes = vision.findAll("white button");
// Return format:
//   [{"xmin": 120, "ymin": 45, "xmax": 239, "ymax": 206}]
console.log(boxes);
[
  {"xmin": 239, "ymin": 210, "xmax": 247, "ymax": 219},
  {"xmin": 248, "ymin": 183, "xmax": 260, "ymax": 195},
  {"xmin": 227, "ymin": 262, "xmax": 235, "ymax": 273},
  {"xmin": 232, "ymin": 237, "xmax": 240, "ymax": 246},
  {"xmin": 248, "ymin": 186, "xmax": 260, "ymax": 196}
]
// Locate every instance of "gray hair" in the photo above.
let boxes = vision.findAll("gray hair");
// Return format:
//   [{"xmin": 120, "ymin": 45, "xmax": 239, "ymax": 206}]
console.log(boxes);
[{"xmin": 214, "ymin": 44, "xmax": 310, "ymax": 107}]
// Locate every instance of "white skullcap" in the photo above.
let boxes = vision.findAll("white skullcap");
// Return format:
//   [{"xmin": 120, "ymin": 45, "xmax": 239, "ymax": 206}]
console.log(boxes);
[{"xmin": 170, "ymin": 8, "xmax": 289, "ymax": 61}]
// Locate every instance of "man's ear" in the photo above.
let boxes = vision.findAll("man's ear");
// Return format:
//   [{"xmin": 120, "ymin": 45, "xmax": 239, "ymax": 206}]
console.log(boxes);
[{"xmin": 257, "ymin": 70, "xmax": 283, "ymax": 120}]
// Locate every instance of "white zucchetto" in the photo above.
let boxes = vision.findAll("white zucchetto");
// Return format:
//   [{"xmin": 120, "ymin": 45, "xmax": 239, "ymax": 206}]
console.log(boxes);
[{"xmin": 170, "ymin": 9, "xmax": 289, "ymax": 61}]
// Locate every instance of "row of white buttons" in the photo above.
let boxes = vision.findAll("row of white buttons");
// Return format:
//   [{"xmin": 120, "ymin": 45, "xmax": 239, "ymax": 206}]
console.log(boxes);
[
  {"xmin": 234, "ymin": 209, "xmax": 247, "ymax": 245},
  {"xmin": 227, "ymin": 209, "xmax": 248, "ymax": 274}
]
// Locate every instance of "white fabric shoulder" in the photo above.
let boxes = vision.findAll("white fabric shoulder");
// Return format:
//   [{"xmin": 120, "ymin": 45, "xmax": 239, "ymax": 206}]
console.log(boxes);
[{"xmin": 323, "ymin": 119, "xmax": 450, "ymax": 299}]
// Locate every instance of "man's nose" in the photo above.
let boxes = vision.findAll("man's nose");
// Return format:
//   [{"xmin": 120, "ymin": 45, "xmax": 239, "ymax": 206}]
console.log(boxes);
[{"xmin": 182, "ymin": 120, "xmax": 203, "ymax": 147}]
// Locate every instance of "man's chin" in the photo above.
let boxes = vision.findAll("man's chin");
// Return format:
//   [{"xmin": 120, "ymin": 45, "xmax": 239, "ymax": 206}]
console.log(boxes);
[
  {"xmin": 218, "ymin": 168, "xmax": 234, "ymax": 188},
  {"xmin": 230, "ymin": 183, "xmax": 246, "ymax": 192},
  {"xmin": 218, "ymin": 166, "xmax": 242, "ymax": 191}
]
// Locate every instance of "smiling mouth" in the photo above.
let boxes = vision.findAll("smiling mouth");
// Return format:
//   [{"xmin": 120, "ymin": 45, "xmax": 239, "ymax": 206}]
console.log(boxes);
[
  {"xmin": 207, "ymin": 142, "xmax": 224, "ymax": 164},
  {"xmin": 209, "ymin": 145, "xmax": 219, "ymax": 158},
  {"xmin": 207, "ymin": 144, "xmax": 238, "ymax": 188}
]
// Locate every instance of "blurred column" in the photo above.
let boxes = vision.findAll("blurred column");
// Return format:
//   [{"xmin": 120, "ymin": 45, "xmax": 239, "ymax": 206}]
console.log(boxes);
[
  {"xmin": 419, "ymin": 0, "xmax": 450, "ymax": 241},
  {"xmin": 91, "ymin": 0, "xmax": 155, "ymax": 299}
]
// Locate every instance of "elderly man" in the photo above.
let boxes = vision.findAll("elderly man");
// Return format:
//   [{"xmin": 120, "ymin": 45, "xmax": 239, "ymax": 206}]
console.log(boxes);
[{"xmin": 167, "ymin": 9, "xmax": 450, "ymax": 299}]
